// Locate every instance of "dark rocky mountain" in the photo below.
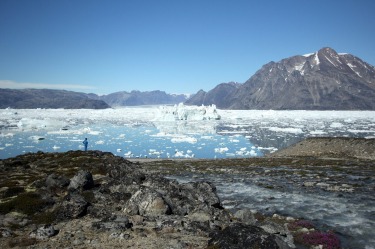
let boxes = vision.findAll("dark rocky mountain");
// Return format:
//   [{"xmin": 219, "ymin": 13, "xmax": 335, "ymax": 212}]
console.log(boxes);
[
  {"xmin": 187, "ymin": 47, "xmax": 375, "ymax": 110},
  {"xmin": 95, "ymin": 90, "xmax": 188, "ymax": 106},
  {"xmin": 185, "ymin": 82, "xmax": 240, "ymax": 108},
  {"xmin": 0, "ymin": 89, "xmax": 110, "ymax": 109}
]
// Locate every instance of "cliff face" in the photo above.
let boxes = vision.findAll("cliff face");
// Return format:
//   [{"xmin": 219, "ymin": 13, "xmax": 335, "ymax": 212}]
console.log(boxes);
[{"xmin": 0, "ymin": 89, "xmax": 110, "ymax": 109}]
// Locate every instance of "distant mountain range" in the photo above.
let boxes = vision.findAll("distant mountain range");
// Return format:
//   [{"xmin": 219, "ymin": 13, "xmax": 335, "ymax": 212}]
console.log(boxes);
[
  {"xmin": 0, "ymin": 89, "xmax": 188, "ymax": 109},
  {"xmin": 92, "ymin": 90, "xmax": 189, "ymax": 107},
  {"xmin": 0, "ymin": 89, "xmax": 110, "ymax": 109},
  {"xmin": 2, "ymin": 47, "xmax": 374, "ymax": 110},
  {"xmin": 186, "ymin": 47, "xmax": 375, "ymax": 110}
]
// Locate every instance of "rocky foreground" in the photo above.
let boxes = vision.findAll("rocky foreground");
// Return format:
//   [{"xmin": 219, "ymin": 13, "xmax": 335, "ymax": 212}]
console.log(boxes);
[{"xmin": 0, "ymin": 137, "xmax": 374, "ymax": 248}]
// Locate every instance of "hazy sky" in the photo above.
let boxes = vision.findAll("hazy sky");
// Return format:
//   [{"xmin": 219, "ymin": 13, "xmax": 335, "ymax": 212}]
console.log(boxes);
[{"xmin": 1, "ymin": 0, "xmax": 374, "ymax": 95}]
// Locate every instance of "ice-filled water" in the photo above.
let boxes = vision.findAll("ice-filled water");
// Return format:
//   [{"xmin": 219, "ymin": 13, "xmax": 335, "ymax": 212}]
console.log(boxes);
[{"xmin": 1, "ymin": 107, "xmax": 375, "ymax": 159}]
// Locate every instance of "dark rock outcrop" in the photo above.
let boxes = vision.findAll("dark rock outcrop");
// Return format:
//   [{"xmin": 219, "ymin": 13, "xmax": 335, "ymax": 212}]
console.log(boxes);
[{"xmin": 208, "ymin": 223, "xmax": 280, "ymax": 249}]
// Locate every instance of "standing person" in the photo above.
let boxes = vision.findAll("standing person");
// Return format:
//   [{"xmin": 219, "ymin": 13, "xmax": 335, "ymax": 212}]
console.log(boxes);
[{"xmin": 83, "ymin": 138, "xmax": 88, "ymax": 151}]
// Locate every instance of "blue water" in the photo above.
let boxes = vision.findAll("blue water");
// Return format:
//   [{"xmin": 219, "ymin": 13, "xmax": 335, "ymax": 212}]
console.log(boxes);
[{"xmin": 0, "ymin": 123, "xmax": 262, "ymax": 159}]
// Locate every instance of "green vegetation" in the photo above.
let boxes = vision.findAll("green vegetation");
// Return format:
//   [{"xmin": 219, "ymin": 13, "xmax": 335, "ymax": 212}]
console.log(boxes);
[{"xmin": 0, "ymin": 192, "xmax": 49, "ymax": 215}]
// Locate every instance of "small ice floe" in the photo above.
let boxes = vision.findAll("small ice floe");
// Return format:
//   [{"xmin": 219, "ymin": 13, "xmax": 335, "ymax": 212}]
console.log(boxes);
[
  {"xmin": 215, "ymin": 147, "xmax": 229, "ymax": 154},
  {"xmin": 330, "ymin": 122, "xmax": 344, "ymax": 128},
  {"xmin": 95, "ymin": 140, "xmax": 105, "ymax": 145},
  {"xmin": 174, "ymin": 150, "xmax": 185, "ymax": 157},
  {"xmin": 171, "ymin": 136, "xmax": 197, "ymax": 144},
  {"xmin": 29, "ymin": 135, "xmax": 45, "ymax": 141},
  {"xmin": 0, "ymin": 133, "xmax": 14, "ymax": 138},
  {"xmin": 124, "ymin": 151, "xmax": 133, "ymax": 157},
  {"xmin": 82, "ymin": 127, "xmax": 102, "ymax": 135},
  {"xmin": 5, "ymin": 143, "xmax": 13, "ymax": 147},
  {"xmin": 267, "ymin": 127, "xmax": 303, "ymax": 134},
  {"xmin": 116, "ymin": 148, "xmax": 122, "ymax": 152},
  {"xmin": 52, "ymin": 145, "xmax": 60, "ymax": 150},
  {"xmin": 310, "ymin": 130, "xmax": 327, "ymax": 135}
]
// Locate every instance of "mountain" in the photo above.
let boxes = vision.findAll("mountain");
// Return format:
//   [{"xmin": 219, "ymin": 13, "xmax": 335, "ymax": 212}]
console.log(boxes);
[
  {"xmin": 185, "ymin": 82, "xmax": 241, "ymax": 108},
  {"xmin": 187, "ymin": 47, "xmax": 375, "ymax": 110},
  {"xmin": 0, "ymin": 89, "xmax": 110, "ymax": 109},
  {"xmin": 96, "ymin": 90, "xmax": 189, "ymax": 106}
]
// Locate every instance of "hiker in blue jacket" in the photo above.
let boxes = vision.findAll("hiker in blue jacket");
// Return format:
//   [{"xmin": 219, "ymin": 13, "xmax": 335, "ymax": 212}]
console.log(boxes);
[{"xmin": 83, "ymin": 138, "xmax": 88, "ymax": 151}]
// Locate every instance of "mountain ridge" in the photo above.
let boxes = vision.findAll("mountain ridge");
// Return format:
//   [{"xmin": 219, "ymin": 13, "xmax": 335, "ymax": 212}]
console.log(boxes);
[{"xmin": 187, "ymin": 47, "xmax": 375, "ymax": 110}]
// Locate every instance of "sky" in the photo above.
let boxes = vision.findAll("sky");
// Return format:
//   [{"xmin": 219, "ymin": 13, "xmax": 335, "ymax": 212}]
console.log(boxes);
[{"xmin": 0, "ymin": 0, "xmax": 374, "ymax": 95}]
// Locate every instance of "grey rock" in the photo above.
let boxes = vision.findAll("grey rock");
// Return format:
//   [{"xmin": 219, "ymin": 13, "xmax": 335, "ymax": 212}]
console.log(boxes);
[
  {"xmin": 57, "ymin": 193, "xmax": 89, "ymax": 220},
  {"xmin": 124, "ymin": 187, "xmax": 171, "ymax": 216},
  {"xmin": 0, "ymin": 227, "xmax": 14, "ymax": 237},
  {"xmin": 260, "ymin": 220, "xmax": 295, "ymax": 248},
  {"xmin": 68, "ymin": 170, "xmax": 94, "ymax": 191},
  {"xmin": 46, "ymin": 173, "xmax": 70, "ymax": 190},
  {"xmin": 29, "ymin": 224, "xmax": 59, "ymax": 239},
  {"xmin": 234, "ymin": 208, "xmax": 257, "ymax": 225}
]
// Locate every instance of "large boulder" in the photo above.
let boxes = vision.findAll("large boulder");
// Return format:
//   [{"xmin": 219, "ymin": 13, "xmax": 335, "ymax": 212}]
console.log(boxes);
[
  {"xmin": 45, "ymin": 173, "xmax": 70, "ymax": 192},
  {"xmin": 57, "ymin": 193, "xmax": 89, "ymax": 220},
  {"xmin": 234, "ymin": 208, "xmax": 257, "ymax": 225},
  {"xmin": 124, "ymin": 187, "xmax": 171, "ymax": 216},
  {"xmin": 142, "ymin": 177, "xmax": 222, "ymax": 216},
  {"xmin": 68, "ymin": 170, "xmax": 94, "ymax": 191}
]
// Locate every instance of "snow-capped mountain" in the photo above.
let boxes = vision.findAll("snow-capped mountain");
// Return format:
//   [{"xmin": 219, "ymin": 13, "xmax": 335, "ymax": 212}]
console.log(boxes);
[{"xmin": 188, "ymin": 47, "xmax": 375, "ymax": 110}]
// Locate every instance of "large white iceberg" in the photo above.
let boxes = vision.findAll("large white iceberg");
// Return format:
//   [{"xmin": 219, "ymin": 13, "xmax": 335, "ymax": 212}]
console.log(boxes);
[{"xmin": 154, "ymin": 103, "xmax": 221, "ymax": 121}]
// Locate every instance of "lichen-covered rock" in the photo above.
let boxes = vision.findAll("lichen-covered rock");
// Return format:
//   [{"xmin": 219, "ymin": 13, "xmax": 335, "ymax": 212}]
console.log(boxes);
[
  {"xmin": 141, "ymin": 176, "xmax": 222, "ymax": 216},
  {"xmin": 234, "ymin": 208, "xmax": 257, "ymax": 225},
  {"xmin": 68, "ymin": 170, "xmax": 94, "ymax": 191},
  {"xmin": 124, "ymin": 187, "xmax": 171, "ymax": 216},
  {"xmin": 29, "ymin": 224, "xmax": 59, "ymax": 239},
  {"xmin": 57, "ymin": 193, "xmax": 89, "ymax": 220},
  {"xmin": 45, "ymin": 173, "xmax": 70, "ymax": 191}
]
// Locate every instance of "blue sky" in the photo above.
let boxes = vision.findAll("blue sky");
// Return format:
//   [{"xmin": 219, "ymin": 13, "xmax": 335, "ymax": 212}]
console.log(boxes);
[{"xmin": 0, "ymin": 0, "xmax": 374, "ymax": 95}]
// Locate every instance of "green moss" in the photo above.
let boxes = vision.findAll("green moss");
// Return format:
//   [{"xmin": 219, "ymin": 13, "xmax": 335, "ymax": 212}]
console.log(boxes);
[
  {"xmin": 8, "ymin": 237, "xmax": 38, "ymax": 248},
  {"xmin": 32, "ymin": 210, "xmax": 58, "ymax": 224},
  {"xmin": 2, "ymin": 186, "xmax": 25, "ymax": 198},
  {"xmin": 0, "ymin": 192, "xmax": 48, "ymax": 215}
]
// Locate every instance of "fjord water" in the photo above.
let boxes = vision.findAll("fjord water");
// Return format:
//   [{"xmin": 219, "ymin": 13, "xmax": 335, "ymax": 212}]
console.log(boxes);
[{"xmin": 1, "ymin": 107, "xmax": 374, "ymax": 159}]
